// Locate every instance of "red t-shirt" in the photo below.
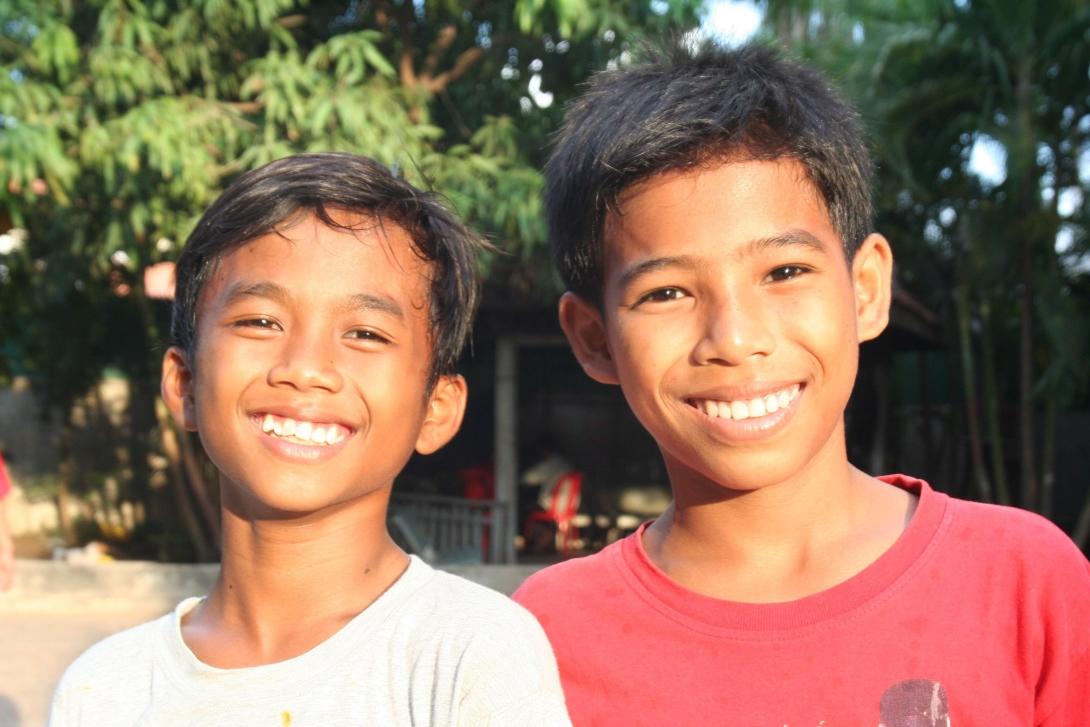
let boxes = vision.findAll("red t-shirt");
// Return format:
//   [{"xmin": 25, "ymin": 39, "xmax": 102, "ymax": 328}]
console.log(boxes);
[{"xmin": 514, "ymin": 476, "xmax": 1090, "ymax": 726}]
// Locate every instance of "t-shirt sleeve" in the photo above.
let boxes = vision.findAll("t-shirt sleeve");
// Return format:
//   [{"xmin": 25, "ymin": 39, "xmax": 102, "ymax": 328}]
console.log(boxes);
[
  {"xmin": 45, "ymin": 616, "xmax": 158, "ymax": 727},
  {"xmin": 47, "ymin": 651, "xmax": 89, "ymax": 727},
  {"xmin": 46, "ymin": 690, "xmax": 68, "ymax": 727},
  {"xmin": 456, "ymin": 602, "xmax": 572, "ymax": 727},
  {"xmin": 1030, "ymin": 523, "xmax": 1090, "ymax": 725},
  {"xmin": 1036, "ymin": 648, "xmax": 1090, "ymax": 726}
]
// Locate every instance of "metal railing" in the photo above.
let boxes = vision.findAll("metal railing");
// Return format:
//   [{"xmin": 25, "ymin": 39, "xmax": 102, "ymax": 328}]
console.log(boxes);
[{"xmin": 389, "ymin": 493, "xmax": 509, "ymax": 564}]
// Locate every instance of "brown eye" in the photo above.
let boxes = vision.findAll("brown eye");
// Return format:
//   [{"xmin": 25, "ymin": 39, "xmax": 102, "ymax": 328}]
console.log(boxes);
[
  {"xmin": 766, "ymin": 265, "xmax": 810, "ymax": 282},
  {"xmin": 346, "ymin": 329, "xmax": 390, "ymax": 344},
  {"xmin": 234, "ymin": 317, "xmax": 280, "ymax": 330},
  {"xmin": 637, "ymin": 287, "xmax": 688, "ymax": 304}
]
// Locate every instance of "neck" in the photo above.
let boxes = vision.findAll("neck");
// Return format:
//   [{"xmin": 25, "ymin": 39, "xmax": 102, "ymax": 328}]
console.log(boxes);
[
  {"xmin": 184, "ymin": 480, "xmax": 408, "ymax": 667},
  {"xmin": 645, "ymin": 425, "xmax": 914, "ymax": 602}
]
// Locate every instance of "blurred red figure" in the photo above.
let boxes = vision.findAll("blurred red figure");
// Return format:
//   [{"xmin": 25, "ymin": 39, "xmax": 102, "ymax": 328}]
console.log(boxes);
[
  {"xmin": 523, "ymin": 471, "xmax": 582, "ymax": 556},
  {"xmin": 0, "ymin": 450, "xmax": 15, "ymax": 590}
]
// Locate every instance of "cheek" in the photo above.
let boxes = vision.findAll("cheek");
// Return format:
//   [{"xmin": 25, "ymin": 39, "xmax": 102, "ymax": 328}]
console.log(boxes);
[
  {"xmin": 783, "ymin": 287, "xmax": 858, "ymax": 354},
  {"xmin": 610, "ymin": 317, "xmax": 694, "ymax": 404}
]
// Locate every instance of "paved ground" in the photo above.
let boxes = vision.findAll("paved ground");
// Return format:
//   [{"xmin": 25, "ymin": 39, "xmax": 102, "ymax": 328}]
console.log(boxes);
[{"xmin": 0, "ymin": 606, "xmax": 166, "ymax": 727}]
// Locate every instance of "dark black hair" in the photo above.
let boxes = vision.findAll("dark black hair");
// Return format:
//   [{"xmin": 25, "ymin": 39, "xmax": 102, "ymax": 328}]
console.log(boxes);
[
  {"xmin": 170, "ymin": 152, "xmax": 484, "ymax": 382},
  {"xmin": 545, "ymin": 42, "xmax": 874, "ymax": 302}
]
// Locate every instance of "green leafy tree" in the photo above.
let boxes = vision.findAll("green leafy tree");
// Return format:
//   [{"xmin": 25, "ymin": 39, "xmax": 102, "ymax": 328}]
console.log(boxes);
[{"xmin": 0, "ymin": 0, "xmax": 700, "ymax": 559}]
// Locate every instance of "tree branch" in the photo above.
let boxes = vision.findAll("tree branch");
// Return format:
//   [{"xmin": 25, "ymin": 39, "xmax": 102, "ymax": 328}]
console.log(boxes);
[
  {"xmin": 400, "ymin": 48, "xmax": 417, "ymax": 87},
  {"xmin": 276, "ymin": 14, "xmax": 306, "ymax": 29},
  {"xmin": 424, "ymin": 24, "xmax": 458, "ymax": 75},
  {"xmin": 396, "ymin": 0, "xmax": 417, "ymax": 88},
  {"xmin": 425, "ymin": 46, "xmax": 486, "ymax": 93}
]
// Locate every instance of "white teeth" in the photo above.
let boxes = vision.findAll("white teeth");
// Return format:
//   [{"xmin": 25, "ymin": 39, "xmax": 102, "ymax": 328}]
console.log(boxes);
[
  {"xmin": 694, "ymin": 385, "xmax": 802, "ymax": 421},
  {"xmin": 748, "ymin": 397, "xmax": 766, "ymax": 417},
  {"xmin": 259, "ymin": 415, "xmax": 347, "ymax": 446}
]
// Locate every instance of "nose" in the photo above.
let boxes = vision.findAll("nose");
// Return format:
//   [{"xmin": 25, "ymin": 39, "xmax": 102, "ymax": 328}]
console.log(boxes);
[
  {"xmin": 268, "ymin": 326, "xmax": 344, "ymax": 393},
  {"xmin": 691, "ymin": 289, "xmax": 776, "ymax": 366}
]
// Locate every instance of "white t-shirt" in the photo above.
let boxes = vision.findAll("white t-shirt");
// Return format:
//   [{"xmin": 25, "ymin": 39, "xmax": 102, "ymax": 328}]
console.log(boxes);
[{"xmin": 48, "ymin": 556, "xmax": 571, "ymax": 726}]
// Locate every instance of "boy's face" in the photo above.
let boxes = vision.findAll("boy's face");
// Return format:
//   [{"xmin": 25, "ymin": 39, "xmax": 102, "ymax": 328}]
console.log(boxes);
[
  {"xmin": 161, "ymin": 212, "xmax": 466, "ymax": 517},
  {"xmin": 560, "ymin": 159, "xmax": 891, "ymax": 494}
]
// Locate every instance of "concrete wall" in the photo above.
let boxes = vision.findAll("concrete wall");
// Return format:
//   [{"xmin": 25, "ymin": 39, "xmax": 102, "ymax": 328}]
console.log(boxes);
[{"xmin": 0, "ymin": 559, "xmax": 543, "ymax": 613}]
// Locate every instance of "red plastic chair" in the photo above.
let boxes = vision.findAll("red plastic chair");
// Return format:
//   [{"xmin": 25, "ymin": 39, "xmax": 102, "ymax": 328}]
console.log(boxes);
[{"xmin": 523, "ymin": 471, "xmax": 583, "ymax": 555}]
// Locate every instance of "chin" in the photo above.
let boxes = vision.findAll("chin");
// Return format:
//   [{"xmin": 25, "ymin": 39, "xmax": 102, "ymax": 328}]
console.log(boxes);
[{"xmin": 670, "ymin": 447, "xmax": 812, "ymax": 495}]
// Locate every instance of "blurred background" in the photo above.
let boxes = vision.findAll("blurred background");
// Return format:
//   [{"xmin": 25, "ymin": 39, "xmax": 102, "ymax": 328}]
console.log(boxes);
[{"xmin": 1, "ymin": 0, "xmax": 1089, "ymax": 566}]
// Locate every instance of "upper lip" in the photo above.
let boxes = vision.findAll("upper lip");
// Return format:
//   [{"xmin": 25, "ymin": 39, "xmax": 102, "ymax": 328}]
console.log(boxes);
[
  {"xmin": 685, "ymin": 381, "xmax": 804, "ymax": 403},
  {"xmin": 249, "ymin": 403, "xmax": 359, "ymax": 432}
]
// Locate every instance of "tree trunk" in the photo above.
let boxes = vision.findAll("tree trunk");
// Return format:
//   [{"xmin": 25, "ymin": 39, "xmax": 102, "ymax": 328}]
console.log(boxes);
[
  {"xmin": 979, "ymin": 302, "xmax": 1010, "ymax": 505},
  {"xmin": 1039, "ymin": 393, "xmax": 1057, "ymax": 519},
  {"xmin": 1073, "ymin": 490, "xmax": 1090, "ymax": 552},
  {"xmin": 1014, "ymin": 58, "xmax": 1040, "ymax": 511},
  {"xmin": 916, "ymin": 352, "xmax": 937, "ymax": 483},
  {"xmin": 1018, "ymin": 242, "xmax": 1038, "ymax": 510},
  {"xmin": 954, "ymin": 255, "xmax": 991, "ymax": 501},
  {"xmin": 55, "ymin": 418, "xmax": 76, "ymax": 544},
  {"xmin": 177, "ymin": 428, "xmax": 220, "ymax": 546},
  {"xmin": 155, "ymin": 398, "xmax": 214, "ymax": 562}
]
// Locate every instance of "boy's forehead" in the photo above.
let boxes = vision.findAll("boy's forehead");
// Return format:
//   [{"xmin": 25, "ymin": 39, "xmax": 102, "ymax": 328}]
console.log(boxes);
[
  {"xmin": 611, "ymin": 156, "xmax": 827, "ymax": 222},
  {"xmin": 195, "ymin": 213, "xmax": 430, "ymax": 314},
  {"xmin": 602, "ymin": 158, "xmax": 840, "ymax": 265}
]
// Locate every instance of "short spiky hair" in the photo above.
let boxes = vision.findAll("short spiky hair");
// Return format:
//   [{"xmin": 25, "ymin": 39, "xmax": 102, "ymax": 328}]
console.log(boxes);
[
  {"xmin": 171, "ymin": 153, "xmax": 484, "ymax": 382},
  {"xmin": 545, "ymin": 42, "xmax": 874, "ymax": 302}
]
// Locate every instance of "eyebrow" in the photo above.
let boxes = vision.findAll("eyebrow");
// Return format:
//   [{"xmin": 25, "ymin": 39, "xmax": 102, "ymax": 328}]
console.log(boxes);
[
  {"xmin": 745, "ymin": 229, "xmax": 828, "ymax": 256},
  {"xmin": 616, "ymin": 255, "xmax": 701, "ymax": 291},
  {"xmin": 342, "ymin": 293, "xmax": 404, "ymax": 320},
  {"xmin": 223, "ymin": 280, "xmax": 291, "ymax": 306},
  {"xmin": 223, "ymin": 281, "xmax": 404, "ymax": 320},
  {"xmin": 615, "ymin": 229, "xmax": 828, "ymax": 290}
]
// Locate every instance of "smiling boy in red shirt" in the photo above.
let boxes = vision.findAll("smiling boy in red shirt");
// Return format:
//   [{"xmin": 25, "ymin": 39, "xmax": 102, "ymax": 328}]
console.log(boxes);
[{"xmin": 513, "ymin": 44, "xmax": 1090, "ymax": 725}]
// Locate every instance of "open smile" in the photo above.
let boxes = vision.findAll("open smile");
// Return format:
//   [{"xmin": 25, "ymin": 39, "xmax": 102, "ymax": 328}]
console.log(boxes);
[
  {"xmin": 250, "ymin": 412, "xmax": 356, "ymax": 461},
  {"xmin": 685, "ymin": 383, "xmax": 804, "ymax": 441},
  {"xmin": 687, "ymin": 383, "xmax": 800, "ymax": 421}
]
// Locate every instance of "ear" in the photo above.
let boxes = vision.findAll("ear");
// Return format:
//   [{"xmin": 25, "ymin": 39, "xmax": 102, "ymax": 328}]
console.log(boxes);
[
  {"xmin": 558, "ymin": 291, "xmax": 619, "ymax": 385},
  {"xmin": 415, "ymin": 374, "xmax": 468, "ymax": 455},
  {"xmin": 161, "ymin": 346, "xmax": 198, "ymax": 432},
  {"xmin": 852, "ymin": 233, "xmax": 893, "ymax": 342}
]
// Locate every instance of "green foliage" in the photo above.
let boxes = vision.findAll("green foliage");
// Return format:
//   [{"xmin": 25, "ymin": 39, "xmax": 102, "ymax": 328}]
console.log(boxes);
[{"xmin": 0, "ymin": 0, "xmax": 701, "ymax": 557}]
